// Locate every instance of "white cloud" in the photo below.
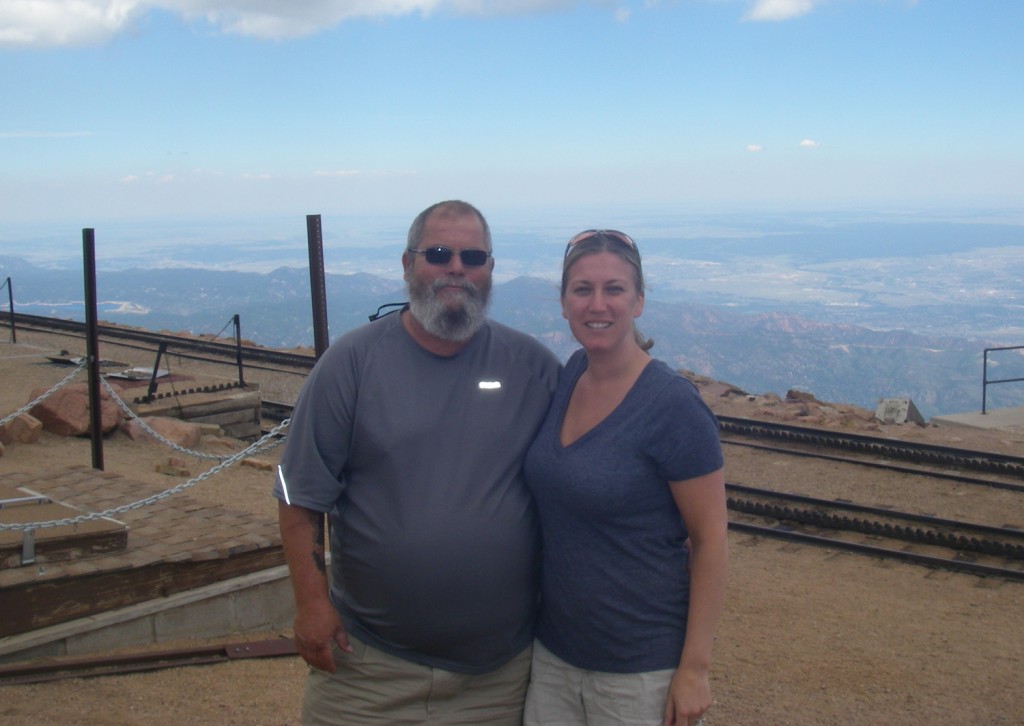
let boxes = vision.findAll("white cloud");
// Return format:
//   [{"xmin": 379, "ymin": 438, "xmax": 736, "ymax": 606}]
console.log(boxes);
[
  {"xmin": 746, "ymin": 144, "xmax": 764, "ymax": 152},
  {"xmin": 447, "ymin": 0, "xmax": 576, "ymax": 17},
  {"xmin": 0, "ymin": 0, "xmax": 141, "ymax": 47},
  {"xmin": 0, "ymin": 0, "xmax": 593, "ymax": 47},
  {"xmin": 800, "ymin": 139, "xmax": 820, "ymax": 148},
  {"xmin": 744, "ymin": 0, "xmax": 821, "ymax": 22}
]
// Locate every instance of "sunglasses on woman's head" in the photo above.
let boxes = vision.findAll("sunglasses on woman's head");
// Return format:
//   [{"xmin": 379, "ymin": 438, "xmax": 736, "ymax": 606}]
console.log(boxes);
[
  {"xmin": 564, "ymin": 229, "xmax": 637, "ymax": 257},
  {"xmin": 407, "ymin": 246, "xmax": 492, "ymax": 267}
]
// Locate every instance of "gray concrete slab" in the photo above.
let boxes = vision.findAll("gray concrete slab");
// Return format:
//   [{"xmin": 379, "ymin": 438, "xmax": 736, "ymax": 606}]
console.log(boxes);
[{"xmin": 930, "ymin": 405, "xmax": 1024, "ymax": 432}]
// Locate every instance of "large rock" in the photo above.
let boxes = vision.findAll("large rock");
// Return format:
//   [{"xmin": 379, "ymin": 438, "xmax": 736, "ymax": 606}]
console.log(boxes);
[
  {"xmin": 122, "ymin": 416, "xmax": 202, "ymax": 449},
  {"xmin": 1, "ymin": 413, "xmax": 43, "ymax": 444},
  {"xmin": 28, "ymin": 383, "xmax": 123, "ymax": 437}
]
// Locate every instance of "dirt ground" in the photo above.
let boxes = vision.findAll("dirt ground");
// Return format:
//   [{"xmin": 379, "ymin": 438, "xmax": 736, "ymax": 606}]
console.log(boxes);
[{"xmin": 1, "ymin": 330, "xmax": 1023, "ymax": 725}]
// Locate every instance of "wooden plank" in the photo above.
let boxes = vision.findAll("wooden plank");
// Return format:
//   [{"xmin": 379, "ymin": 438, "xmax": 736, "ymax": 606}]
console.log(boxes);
[
  {"xmin": 135, "ymin": 392, "xmax": 259, "ymax": 419},
  {"xmin": 0, "ymin": 547, "xmax": 285, "ymax": 638},
  {"xmin": 189, "ymin": 409, "xmax": 259, "ymax": 427},
  {"xmin": 0, "ymin": 530, "xmax": 128, "ymax": 568}
]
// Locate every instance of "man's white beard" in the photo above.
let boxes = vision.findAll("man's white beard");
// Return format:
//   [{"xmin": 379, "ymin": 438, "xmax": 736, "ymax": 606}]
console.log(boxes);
[{"xmin": 406, "ymin": 276, "xmax": 491, "ymax": 342}]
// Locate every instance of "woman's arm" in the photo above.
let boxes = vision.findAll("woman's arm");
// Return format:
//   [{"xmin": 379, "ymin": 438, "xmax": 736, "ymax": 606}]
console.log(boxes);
[{"xmin": 663, "ymin": 467, "xmax": 729, "ymax": 726}]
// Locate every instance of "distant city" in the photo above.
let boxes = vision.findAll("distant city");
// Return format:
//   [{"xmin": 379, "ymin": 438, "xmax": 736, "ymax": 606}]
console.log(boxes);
[{"xmin": 2, "ymin": 210, "xmax": 1023, "ymax": 419}]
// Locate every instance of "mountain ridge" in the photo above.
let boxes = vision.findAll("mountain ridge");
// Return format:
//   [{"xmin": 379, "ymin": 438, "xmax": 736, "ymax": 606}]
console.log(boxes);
[{"xmin": 2, "ymin": 256, "xmax": 1022, "ymax": 419}]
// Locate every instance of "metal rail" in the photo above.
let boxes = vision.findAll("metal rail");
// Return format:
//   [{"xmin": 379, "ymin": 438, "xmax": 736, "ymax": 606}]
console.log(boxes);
[
  {"xmin": 726, "ymin": 483, "xmax": 1024, "ymax": 559},
  {"xmin": 2, "ymin": 312, "xmax": 317, "ymax": 370},
  {"xmin": 721, "ymin": 439, "xmax": 1024, "ymax": 493},
  {"xmin": 0, "ymin": 637, "xmax": 297, "ymax": 686},
  {"xmin": 728, "ymin": 520, "xmax": 1024, "ymax": 582},
  {"xmin": 983, "ymin": 344, "xmax": 1024, "ymax": 414},
  {"xmin": 718, "ymin": 415, "xmax": 1024, "ymax": 478}
]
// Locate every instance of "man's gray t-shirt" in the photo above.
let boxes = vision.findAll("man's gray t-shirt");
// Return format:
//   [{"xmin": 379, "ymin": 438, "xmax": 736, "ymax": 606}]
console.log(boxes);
[{"xmin": 274, "ymin": 312, "xmax": 559, "ymax": 673}]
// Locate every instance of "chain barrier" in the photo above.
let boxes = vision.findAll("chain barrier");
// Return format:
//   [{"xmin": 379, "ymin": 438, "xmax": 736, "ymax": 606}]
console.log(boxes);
[
  {"xmin": 100, "ymin": 377, "xmax": 231, "ymax": 461},
  {"xmin": 0, "ymin": 418, "xmax": 290, "ymax": 532},
  {"xmin": 0, "ymin": 361, "xmax": 86, "ymax": 428}
]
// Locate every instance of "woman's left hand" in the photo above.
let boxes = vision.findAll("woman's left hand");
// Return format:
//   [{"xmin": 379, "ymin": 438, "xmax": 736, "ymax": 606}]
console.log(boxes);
[{"xmin": 662, "ymin": 664, "xmax": 711, "ymax": 726}]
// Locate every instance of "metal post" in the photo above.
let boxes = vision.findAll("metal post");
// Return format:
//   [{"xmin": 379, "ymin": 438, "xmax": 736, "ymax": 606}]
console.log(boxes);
[
  {"xmin": 4, "ymin": 277, "xmax": 14, "ymax": 343},
  {"xmin": 21, "ymin": 529, "xmax": 36, "ymax": 566},
  {"xmin": 306, "ymin": 214, "xmax": 330, "ymax": 359},
  {"xmin": 82, "ymin": 228, "xmax": 104, "ymax": 470},
  {"xmin": 233, "ymin": 313, "xmax": 246, "ymax": 387},
  {"xmin": 305, "ymin": 215, "xmax": 331, "ymax": 557},
  {"xmin": 982, "ymin": 349, "xmax": 989, "ymax": 415},
  {"xmin": 146, "ymin": 341, "xmax": 167, "ymax": 401}
]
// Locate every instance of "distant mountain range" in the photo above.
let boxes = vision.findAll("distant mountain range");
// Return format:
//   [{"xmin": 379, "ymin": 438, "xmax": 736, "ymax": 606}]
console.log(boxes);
[{"xmin": 2, "ymin": 255, "xmax": 1022, "ymax": 419}]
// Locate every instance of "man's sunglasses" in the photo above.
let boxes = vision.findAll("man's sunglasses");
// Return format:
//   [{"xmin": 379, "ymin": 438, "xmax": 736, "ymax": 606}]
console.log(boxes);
[
  {"xmin": 407, "ymin": 246, "xmax": 492, "ymax": 267},
  {"xmin": 564, "ymin": 229, "xmax": 637, "ymax": 257}
]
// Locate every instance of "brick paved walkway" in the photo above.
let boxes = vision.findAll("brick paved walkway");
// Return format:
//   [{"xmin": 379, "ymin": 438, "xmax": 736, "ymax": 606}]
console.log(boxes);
[{"xmin": 0, "ymin": 466, "xmax": 283, "ymax": 638}]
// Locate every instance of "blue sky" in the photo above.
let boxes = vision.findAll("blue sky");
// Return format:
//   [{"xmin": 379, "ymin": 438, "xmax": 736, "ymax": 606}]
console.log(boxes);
[{"xmin": 2, "ymin": 0, "xmax": 1023, "ymax": 238}]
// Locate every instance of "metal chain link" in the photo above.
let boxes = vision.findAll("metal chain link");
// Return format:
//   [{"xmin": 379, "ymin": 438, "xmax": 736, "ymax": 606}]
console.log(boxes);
[
  {"xmin": 0, "ymin": 418, "xmax": 290, "ymax": 532},
  {"xmin": 0, "ymin": 361, "xmax": 86, "ymax": 427},
  {"xmin": 100, "ymin": 377, "xmax": 231, "ymax": 461}
]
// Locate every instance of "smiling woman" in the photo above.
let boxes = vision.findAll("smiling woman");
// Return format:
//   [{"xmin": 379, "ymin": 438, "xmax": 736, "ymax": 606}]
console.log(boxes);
[{"xmin": 523, "ymin": 228, "xmax": 728, "ymax": 726}]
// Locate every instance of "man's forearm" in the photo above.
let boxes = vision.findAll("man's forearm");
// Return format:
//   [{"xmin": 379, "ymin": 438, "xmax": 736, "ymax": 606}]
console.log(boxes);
[
  {"xmin": 278, "ymin": 500, "xmax": 349, "ymax": 670},
  {"xmin": 278, "ymin": 500, "xmax": 330, "ymax": 607}
]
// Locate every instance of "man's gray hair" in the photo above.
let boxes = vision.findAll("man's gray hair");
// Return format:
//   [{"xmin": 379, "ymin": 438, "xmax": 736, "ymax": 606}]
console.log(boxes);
[{"xmin": 407, "ymin": 200, "xmax": 492, "ymax": 252}]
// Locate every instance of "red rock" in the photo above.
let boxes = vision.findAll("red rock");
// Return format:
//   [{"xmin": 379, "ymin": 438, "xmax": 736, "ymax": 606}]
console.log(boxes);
[
  {"xmin": 3, "ymin": 413, "xmax": 43, "ymax": 444},
  {"xmin": 122, "ymin": 416, "xmax": 202, "ymax": 449},
  {"xmin": 28, "ymin": 383, "xmax": 122, "ymax": 437}
]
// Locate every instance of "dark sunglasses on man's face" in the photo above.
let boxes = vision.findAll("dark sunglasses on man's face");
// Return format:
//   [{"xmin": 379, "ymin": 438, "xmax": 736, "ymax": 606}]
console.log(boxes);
[{"xmin": 407, "ymin": 246, "xmax": 491, "ymax": 267}]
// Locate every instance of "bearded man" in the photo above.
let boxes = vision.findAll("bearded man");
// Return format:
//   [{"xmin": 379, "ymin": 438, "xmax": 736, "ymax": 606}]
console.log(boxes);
[{"xmin": 274, "ymin": 200, "xmax": 560, "ymax": 725}]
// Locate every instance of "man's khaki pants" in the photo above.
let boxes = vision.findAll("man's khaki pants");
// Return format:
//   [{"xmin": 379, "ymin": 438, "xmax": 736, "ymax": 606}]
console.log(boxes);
[{"xmin": 302, "ymin": 636, "xmax": 531, "ymax": 725}]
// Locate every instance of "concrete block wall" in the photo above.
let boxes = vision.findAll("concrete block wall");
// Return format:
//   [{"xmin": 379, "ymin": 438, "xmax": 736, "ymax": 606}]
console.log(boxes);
[{"xmin": 0, "ymin": 566, "xmax": 295, "ymax": 664}]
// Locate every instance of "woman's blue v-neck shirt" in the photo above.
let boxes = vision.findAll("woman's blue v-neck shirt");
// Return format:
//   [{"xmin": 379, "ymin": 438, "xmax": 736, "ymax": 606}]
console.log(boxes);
[{"xmin": 523, "ymin": 349, "xmax": 724, "ymax": 673}]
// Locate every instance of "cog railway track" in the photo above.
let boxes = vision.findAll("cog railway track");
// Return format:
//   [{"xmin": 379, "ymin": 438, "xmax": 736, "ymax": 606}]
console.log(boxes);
[
  {"xmin": 727, "ymin": 484, "xmax": 1024, "ymax": 582},
  {"xmin": 719, "ymin": 416, "xmax": 1024, "ymax": 484}
]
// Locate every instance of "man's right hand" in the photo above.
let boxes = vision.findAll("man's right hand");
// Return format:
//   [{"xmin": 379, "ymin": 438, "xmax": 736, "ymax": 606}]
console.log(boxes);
[{"xmin": 293, "ymin": 599, "xmax": 352, "ymax": 673}]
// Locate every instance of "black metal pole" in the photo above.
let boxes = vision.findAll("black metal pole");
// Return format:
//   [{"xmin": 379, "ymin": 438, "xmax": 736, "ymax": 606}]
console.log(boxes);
[
  {"xmin": 304, "ymin": 215, "xmax": 331, "ymax": 555},
  {"xmin": 233, "ymin": 313, "xmax": 246, "ymax": 387},
  {"xmin": 146, "ymin": 341, "xmax": 167, "ymax": 401},
  {"xmin": 82, "ymin": 229, "xmax": 104, "ymax": 470},
  {"xmin": 4, "ymin": 277, "xmax": 14, "ymax": 343},
  {"xmin": 306, "ymin": 214, "xmax": 330, "ymax": 359},
  {"xmin": 982, "ymin": 349, "xmax": 989, "ymax": 415}
]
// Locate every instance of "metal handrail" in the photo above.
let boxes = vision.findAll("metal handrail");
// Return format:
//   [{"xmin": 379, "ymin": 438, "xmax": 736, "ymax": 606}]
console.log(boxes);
[
  {"xmin": 1, "ymin": 277, "xmax": 13, "ymax": 343},
  {"xmin": 982, "ymin": 345, "xmax": 1024, "ymax": 414}
]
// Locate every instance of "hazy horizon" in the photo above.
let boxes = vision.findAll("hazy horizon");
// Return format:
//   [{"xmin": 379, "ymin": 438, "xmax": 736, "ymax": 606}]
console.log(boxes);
[
  {"xmin": 3, "ymin": 208, "xmax": 1023, "ymax": 350},
  {"xmin": 3, "ymin": 205, "xmax": 1023, "ymax": 273}
]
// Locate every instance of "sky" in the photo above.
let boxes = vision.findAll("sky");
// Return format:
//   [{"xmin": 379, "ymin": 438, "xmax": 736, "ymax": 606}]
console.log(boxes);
[{"xmin": 2, "ymin": 0, "xmax": 1023, "ymax": 244}]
